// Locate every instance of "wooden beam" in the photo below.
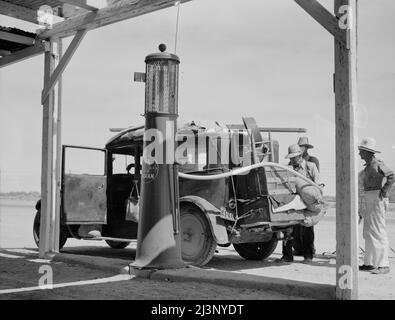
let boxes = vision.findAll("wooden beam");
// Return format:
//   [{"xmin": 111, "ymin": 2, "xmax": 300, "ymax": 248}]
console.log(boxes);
[
  {"xmin": 38, "ymin": 0, "xmax": 192, "ymax": 39},
  {"xmin": 0, "ymin": 0, "xmax": 39, "ymax": 24},
  {"xmin": 53, "ymin": 40, "xmax": 63, "ymax": 253},
  {"xmin": 39, "ymin": 42, "xmax": 56, "ymax": 258},
  {"xmin": 58, "ymin": 0, "xmax": 98, "ymax": 11},
  {"xmin": 0, "ymin": 30, "xmax": 35, "ymax": 45},
  {"xmin": 334, "ymin": 0, "xmax": 359, "ymax": 300},
  {"xmin": 41, "ymin": 29, "xmax": 87, "ymax": 103},
  {"xmin": 294, "ymin": 0, "xmax": 346, "ymax": 44},
  {"xmin": 0, "ymin": 41, "xmax": 50, "ymax": 68}
]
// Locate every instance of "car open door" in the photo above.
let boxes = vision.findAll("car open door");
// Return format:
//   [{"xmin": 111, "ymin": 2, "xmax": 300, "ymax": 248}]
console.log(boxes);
[{"xmin": 62, "ymin": 145, "xmax": 107, "ymax": 224}]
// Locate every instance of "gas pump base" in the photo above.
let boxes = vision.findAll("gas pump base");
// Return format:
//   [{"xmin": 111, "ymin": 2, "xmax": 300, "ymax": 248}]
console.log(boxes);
[{"xmin": 126, "ymin": 264, "xmax": 190, "ymax": 279}]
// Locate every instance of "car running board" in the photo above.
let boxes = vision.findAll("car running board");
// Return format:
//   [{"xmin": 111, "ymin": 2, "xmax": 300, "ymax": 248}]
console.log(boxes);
[{"xmin": 81, "ymin": 236, "xmax": 134, "ymax": 242}]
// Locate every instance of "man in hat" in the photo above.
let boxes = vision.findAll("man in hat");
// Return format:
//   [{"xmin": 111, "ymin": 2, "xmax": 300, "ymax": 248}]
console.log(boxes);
[
  {"xmin": 298, "ymin": 136, "xmax": 320, "ymax": 172},
  {"xmin": 292, "ymin": 137, "xmax": 320, "ymax": 256},
  {"xmin": 277, "ymin": 144, "xmax": 321, "ymax": 263},
  {"xmin": 358, "ymin": 137, "xmax": 394, "ymax": 274}
]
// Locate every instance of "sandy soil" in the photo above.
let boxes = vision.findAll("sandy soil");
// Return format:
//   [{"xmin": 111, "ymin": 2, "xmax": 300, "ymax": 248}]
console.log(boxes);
[{"xmin": 1, "ymin": 200, "xmax": 395, "ymax": 300}]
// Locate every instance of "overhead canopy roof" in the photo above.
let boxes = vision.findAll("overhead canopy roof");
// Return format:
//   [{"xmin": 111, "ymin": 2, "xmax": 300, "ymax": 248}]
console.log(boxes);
[{"xmin": 0, "ymin": 0, "xmax": 191, "ymax": 68}]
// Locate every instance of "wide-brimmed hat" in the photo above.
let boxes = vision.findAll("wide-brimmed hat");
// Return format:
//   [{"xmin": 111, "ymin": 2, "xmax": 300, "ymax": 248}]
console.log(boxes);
[
  {"xmin": 285, "ymin": 144, "xmax": 302, "ymax": 159},
  {"xmin": 297, "ymin": 136, "xmax": 314, "ymax": 149},
  {"xmin": 358, "ymin": 137, "xmax": 381, "ymax": 154}
]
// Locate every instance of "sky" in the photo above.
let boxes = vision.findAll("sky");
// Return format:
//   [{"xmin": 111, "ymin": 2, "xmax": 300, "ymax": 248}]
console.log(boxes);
[{"xmin": 0, "ymin": 0, "xmax": 395, "ymax": 196}]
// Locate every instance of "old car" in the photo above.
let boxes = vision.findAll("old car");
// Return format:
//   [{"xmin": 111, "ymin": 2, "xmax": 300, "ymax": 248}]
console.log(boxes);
[{"xmin": 33, "ymin": 118, "xmax": 323, "ymax": 266}]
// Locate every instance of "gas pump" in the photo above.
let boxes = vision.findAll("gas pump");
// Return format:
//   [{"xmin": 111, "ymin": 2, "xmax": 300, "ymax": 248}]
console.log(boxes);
[{"xmin": 132, "ymin": 44, "xmax": 185, "ymax": 269}]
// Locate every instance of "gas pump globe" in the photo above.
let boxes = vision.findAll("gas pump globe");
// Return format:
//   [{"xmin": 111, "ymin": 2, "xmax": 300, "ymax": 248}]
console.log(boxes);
[
  {"xmin": 144, "ymin": 43, "xmax": 179, "ymax": 115},
  {"xmin": 132, "ymin": 44, "xmax": 184, "ymax": 270}
]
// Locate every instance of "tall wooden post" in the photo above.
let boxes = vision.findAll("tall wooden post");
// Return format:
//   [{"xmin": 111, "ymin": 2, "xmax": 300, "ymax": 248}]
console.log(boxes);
[
  {"xmin": 53, "ymin": 39, "xmax": 63, "ymax": 253},
  {"xmin": 334, "ymin": 0, "xmax": 359, "ymax": 300},
  {"xmin": 39, "ymin": 39, "xmax": 61, "ymax": 257},
  {"xmin": 39, "ymin": 40, "xmax": 55, "ymax": 258}
]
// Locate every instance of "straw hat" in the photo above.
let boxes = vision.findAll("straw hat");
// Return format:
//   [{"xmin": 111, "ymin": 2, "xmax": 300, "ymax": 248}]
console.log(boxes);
[
  {"xmin": 297, "ymin": 136, "xmax": 314, "ymax": 149},
  {"xmin": 358, "ymin": 137, "xmax": 381, "ymax": 154},
  {"xmin": 285, "ymin": 144, "xmax": 302, "ymax": 159}
]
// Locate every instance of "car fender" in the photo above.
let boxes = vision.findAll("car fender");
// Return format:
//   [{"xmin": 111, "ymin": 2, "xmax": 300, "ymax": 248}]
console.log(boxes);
[{"xmin": 180, "ymin": 195, "xmax": 229, "ymax": 245}]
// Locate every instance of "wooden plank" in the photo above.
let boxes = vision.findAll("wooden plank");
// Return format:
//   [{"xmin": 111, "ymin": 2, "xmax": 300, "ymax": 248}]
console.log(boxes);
[
  {"xmin": 39, "ymin": 42, "xmax": 56, "ymax": 258},
  {"xmin": 0, "ymin": 41, "xmax": 50, "ymax": 68},
  {"xmin": 334, "ymin": 0, "xmax": 359, "ymax": 300},
  {"xmin": 41, "ymin": 29, "xmax": 86, "ymax": 103},
  {"xmin": 0, "ymin": 30, "xmax": 35, "ymax": 45},
  {"xmin": 58, "ymin": 0, "xmax": 98, "ymax": 11},
  {"xmin": 294, "ymin": 0, "xmax": 346, "ymax": 44},
  {"xmin": 0, "ymin": 0, "xmax": 39, "ymax": 24},
  {"xmin": 38, "ymin": 0, "xmax": 192, "ymax": 39},
  {"xmin": 53, "ymin": 39, "xmax": 63, "ymax": 253}
]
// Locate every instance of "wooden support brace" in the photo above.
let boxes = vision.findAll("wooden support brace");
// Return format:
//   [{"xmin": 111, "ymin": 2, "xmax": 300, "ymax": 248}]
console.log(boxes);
[
  {"xmin": 0, "ymin": 41, "xmax": 50, "ymax": 68},
  {"xmin": 41, "ymin": 29, "xmax": 87, "ymax": 104},
  {"xmin": 294, "ymin": 0, "xmax": 346, "ymax": 45}
]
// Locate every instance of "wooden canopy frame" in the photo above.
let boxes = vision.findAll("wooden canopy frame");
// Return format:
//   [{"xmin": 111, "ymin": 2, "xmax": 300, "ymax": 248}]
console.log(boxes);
[{"xmin": 0, "ymin": 0, "xmax": 359, "ymax": 300}]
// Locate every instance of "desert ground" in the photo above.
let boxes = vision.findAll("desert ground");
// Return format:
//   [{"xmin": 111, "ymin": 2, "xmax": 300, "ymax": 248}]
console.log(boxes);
[{"xmin": 1, "ymin": 199, "xmax": 394, "ymax": 300}]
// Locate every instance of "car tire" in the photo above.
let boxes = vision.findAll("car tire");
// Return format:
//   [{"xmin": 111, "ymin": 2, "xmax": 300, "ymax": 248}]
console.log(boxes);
[
  {"xmin": 33, "ymin": 211, "xmax": 68, "ymax": 250},
  {"xmin": 105, "ymin": 240, "xmax": 131, "ymax": 249},
  {"xmin": 180, "ymin": 203, "xmax": 216, "ymax": 267},
  {"xmin": 233, "ymin": 237, "xmax": 278, "ymax": 261}
]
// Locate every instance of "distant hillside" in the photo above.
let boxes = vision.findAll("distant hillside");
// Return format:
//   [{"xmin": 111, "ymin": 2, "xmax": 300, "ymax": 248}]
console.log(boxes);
[
  {"xmin": 0, "ymin": 191, "xmax": 40, "ymax": 201},
  {"xmin": 324, "ymin": 187, "xmax": 395, "ymax": 203}
]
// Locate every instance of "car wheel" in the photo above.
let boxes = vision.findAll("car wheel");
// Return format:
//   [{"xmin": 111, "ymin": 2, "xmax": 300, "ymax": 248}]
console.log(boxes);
[
  {"xmin": 180, "ymin": 204, "xmax": 216, "ymax": 266},
  {"xmin": 105, "ymin": 240, "xmax": 131, "ymax": 249},
  {"xmin": 233, "ymin": 237, "xmax": 278, "ymax": 260},
  {"xmin": 33, "ymin": 211, "xmax": 68, "ymax": 250}
]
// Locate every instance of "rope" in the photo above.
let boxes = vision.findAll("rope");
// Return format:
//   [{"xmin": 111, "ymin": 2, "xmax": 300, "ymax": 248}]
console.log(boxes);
[{"xmin": 174, "ymin": 1, "xmax": 181, "ymax": 54}]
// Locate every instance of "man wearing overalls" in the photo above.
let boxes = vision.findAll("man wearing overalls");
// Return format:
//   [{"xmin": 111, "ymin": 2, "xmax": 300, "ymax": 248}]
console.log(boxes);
[{"xmin": 358, "ymin": 137, "xmax": 394, "ymax": 275}]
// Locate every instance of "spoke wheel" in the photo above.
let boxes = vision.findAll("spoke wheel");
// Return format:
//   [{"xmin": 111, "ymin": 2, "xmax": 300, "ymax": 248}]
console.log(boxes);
[{"xmin": 180, "ymin": 204, "xmax": 216, "ymax": 266}]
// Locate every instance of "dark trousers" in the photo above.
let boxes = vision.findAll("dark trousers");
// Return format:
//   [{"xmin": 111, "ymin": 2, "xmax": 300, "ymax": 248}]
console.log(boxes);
[{"xmin": 283, "ymin": 225, "xmax": 315, "ymax": 260}]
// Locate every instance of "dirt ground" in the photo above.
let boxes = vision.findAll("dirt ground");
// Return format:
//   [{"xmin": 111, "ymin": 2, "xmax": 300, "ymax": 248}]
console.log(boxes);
[
  {"xmin": 1, "ymin": 200, "xmax": 395, "ymax": 300},
  {"xmin": 0, "ymin": 248, "xmax": 305, "ymax": 300}
]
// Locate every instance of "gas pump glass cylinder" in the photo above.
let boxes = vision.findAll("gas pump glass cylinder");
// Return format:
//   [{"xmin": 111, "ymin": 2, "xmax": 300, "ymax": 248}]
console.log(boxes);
[{"xmin": 145, "ymin": 58, "xmax": 179, "ymax": 114}]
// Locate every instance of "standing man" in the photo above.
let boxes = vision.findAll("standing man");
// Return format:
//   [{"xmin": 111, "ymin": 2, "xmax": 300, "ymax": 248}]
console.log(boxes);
[
  {"xmin": 276, "ymin": 144, "xmax": 321, "ymax": 263},
  {"xmin": 293, "ymin": 137, "xmax": 320, "ymax": 256},
  {"xmin": 358, "ymin": 137, "xmax": 394, "ymax": 274},
  {"xmin": 298, "ymin": 136, "xmax": 320, "ymax": 171}
]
